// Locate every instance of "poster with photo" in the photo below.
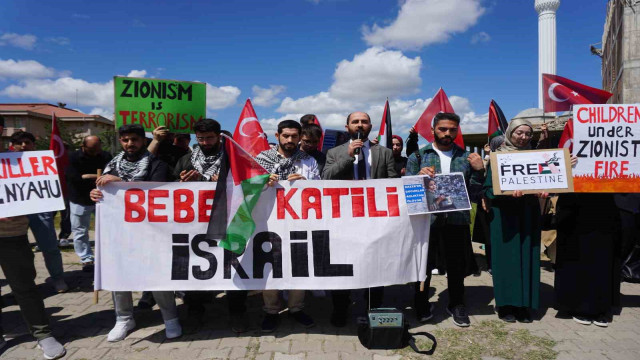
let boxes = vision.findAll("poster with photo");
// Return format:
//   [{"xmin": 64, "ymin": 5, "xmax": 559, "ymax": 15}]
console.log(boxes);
[{"xmin": 402, "ymin": 173, "xmax": 471, "ymax": 215}]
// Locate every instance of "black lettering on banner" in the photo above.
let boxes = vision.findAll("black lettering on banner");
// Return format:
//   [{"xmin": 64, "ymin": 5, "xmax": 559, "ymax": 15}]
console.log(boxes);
[
  {"xmin": 26, "ymin": 181, "xmax": 41, "ymax": 200},
  {"xmin": 312, "ymin": 230, "xmax": 354, "ymax": 277},
  {"xmin": 191, "ymin": 234, "xmax": 217, "ymax": 280},
  {"xmin": 171, "ymin": 234, "xmax": 190, "ymax": 280},
  {"xmin": 290, "ymin": 231, "xmax": 309, "ymax": 277},
  {"xmin": 224, "ymin": 248, "xmax": 249, "ymax": 279},
  {"xmin": 253, "ymin": 231, "xmax": 282, "ymax": 278},
  {"xmin": 577, "ymin": 141, "xmax": 589, "ymax": 157},
  {"xmin": 120, "ymin": 79, "xmax": 133, "ymax": 97}
]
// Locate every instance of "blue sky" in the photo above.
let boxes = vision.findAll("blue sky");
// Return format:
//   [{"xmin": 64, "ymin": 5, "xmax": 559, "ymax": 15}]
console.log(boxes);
[{"xmin": 0, "ymin": 0, "xmax": 609, "ymax": 142}]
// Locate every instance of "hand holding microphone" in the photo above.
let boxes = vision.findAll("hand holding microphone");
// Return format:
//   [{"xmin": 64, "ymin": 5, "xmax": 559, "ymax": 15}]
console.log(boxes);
[{"xmin": 348, "ymin": 130, "xmax": 365, "ymax": 158}]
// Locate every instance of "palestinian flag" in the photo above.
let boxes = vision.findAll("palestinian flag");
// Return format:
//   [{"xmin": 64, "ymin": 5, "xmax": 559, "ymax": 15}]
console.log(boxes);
[
  {"xmin": 206, "ymin": 134, "xmax": 270, "ymax": 254},
  {"xmin": 376, "ymin": 99, "xmax": 393, "ymax": 148},
  {"xmin": 488, "ymin": 99, "xmax": 509, "ymax": 140}
]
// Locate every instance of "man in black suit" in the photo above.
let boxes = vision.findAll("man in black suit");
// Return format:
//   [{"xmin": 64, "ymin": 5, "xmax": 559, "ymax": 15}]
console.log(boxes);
[{"xmin": 322, "ymin": 111, "xmax": 397, "ymax": 327}]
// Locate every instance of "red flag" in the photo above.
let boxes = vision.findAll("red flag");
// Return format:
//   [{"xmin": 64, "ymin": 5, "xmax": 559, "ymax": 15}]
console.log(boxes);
[
  {"xmin": 488, "ymin": 99, "xmax": 509, "ymax": 140},
  {"xmin": 49, "ymin": 112, "xmax": 69, "ymax": 196},
  {"xmin": 312, "ymin": 115, "xmax": 324, "ymax": 151},
  {"xmin": 233, "ymin": 99, "xmax": 269, "ymax": 157},
  {"xmin": 542, "ymin": 74, "xmax": 613, "ymax": 112},
  {"xmin": 558, "ymin": 118, "xmax": 574, "ymax": 152},
  {"xmin": 414, "ymin": 88, "xmax": 464, "ymax": 148}
]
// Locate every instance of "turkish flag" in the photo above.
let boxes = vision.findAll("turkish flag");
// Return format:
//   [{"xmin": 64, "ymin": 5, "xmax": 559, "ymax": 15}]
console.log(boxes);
[
  {"xmin": 542, "ymin": 74, "xmax": 613, "ymax": 112},
  {"xmin": 49, "ymin": 112, "xmax": 69, "ymax": 196},
  {"xmin": 414, "ymin": 88, "xmax": 464, "ymax": 148},
  {"xmin": 312, "ymin": 115, "xmax": 324, "ymax": 151},
  {"xmin": 558, "ymin": 118, "xmax": 574, "ymax": 152},
  {"xmin": 232, "ymin": 99, "xmax": 269, "ymax": 157}
]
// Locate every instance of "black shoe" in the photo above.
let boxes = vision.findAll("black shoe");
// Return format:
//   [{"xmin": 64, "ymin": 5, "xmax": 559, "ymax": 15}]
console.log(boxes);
[
  {"xmin": 416, "ymin": 302, "xmax": 434, "ymax": 323},
  {"xmin": 82, "ymin": 261, "xmax": 94, "ymax": 273},
  {"xmin": 290, "ymin": 310, "xmax": 315, "ymax": 328},
  {"xmin": 261, "ymin": 314, "xmax": 280, "ymax": 333},
  {"xmin": 497, "ymin": 306, "xmax": 516, "ymax": 323},
  {"xmin": 516, "ymin": 307, "xmax": 533, "ymax": 323},
  {"xmin": 446, "ymin": 305, "xmax": 470, "ymax": 327},
  {"xmin": 593, "ymin": 314, "xmax": 609, "ymax": 328},
  {"xmin": 330, "ymin": 310, "xmax": 347, "ymax": 328},
  {"xmin": 230, "ymin": 313, "xmax": 249, "ymax": 333}
]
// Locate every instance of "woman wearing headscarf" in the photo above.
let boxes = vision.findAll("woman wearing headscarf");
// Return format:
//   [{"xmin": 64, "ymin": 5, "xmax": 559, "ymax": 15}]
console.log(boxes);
[{"xmin": 483, "ymin": 120, "xmax": 547, "ymax": 323}]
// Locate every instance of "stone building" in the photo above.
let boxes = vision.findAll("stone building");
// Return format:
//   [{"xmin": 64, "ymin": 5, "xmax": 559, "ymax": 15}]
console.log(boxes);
[
  {"xmin": 601, "ymin": 0, "xmax": 640, "ymax": 103},
  {"xmin": 0, "ymin": 103, "xmax": 113, "ymax": 150}
]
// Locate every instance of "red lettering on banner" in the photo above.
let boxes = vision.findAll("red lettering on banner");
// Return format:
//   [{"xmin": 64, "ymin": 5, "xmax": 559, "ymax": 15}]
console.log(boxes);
[
  {"xmin": 124, "ymin": 189, "xmax": 146, "ymax": 222},
  {"xmin": 119, "ymin": 111, "xmax": 130, "ymax": 124},
  {"xmin": 131, "ymin": 111, "xmax": 138, "ymax": 124},
  {"xmin": 367, "ymin": 187, "xmax": 387, "ymax": 217},
  {"xmin": 148, "ymin": 190, "xmax": 168, "ymax": 222},
  {"xmin": 323, "ymin": 188, "xmax": 349, "ymax": 218},
  {"xmin": 29, "ymin": 157, "xmax": 44, "ymax": 176},
  {"xmin": 167, "ymin": 112, "xmax": 175, "ymax": 129},
  {"xmin": 7, "ymin": 159, "xmax": 20, "ymax": 178},
  {"xmin": 277, "ymin": 188, "xmax": 300, "ymax": 219},
  {"xmin": 198, "ymin": 190, "xmax": 215, "ymax": 222},
  {"xmin": 595, "ymin": 160, "xmax": 629, "ymax": 178},
  {"xmin": 139, "ymin": 111, "xmax": 148, "ymax": 129},
  {"xmin": 351, "ymin": 188, "xmax": 365, "ymax": 217},
  {"xmin": 301, "ymin": 188, "xmax": 322, "ymax": 219},
  {"xmin": 174, "ymin": 189, "xmax": 195, "ymax": 223},
  {"xmin": 386, "ymin": 187, "xmax": 400, "ymax": 217},
  {"xmin": 16, "ymin": 158, "xmax": 31, "ymax": 177},
  {"xmin": 42, "ymin": 156, "xmax": 58, "ymax": 175}
]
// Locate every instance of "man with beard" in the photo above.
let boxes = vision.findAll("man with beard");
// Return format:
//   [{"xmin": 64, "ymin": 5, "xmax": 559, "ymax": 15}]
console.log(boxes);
[
  {"xmin": 255, "ymin": 120, "xmax": 319, "ymax": 332},
  {"xmin": 90, "ymin": 124, "xmax": 181, "ymax": 342},
  {"xmin": 172, "ymin": 118, "xmax": 251, "ymax": 333},
  {"xmin": 322, "ymin": 111, "xmax": 397, "ymax": 327},
  {"xmin": 300, "ymin": 123, "xmax": 326, "ymax": 173},
  {"xmin": 406, "ymin": 112, "xmax": 484, "ymax": 327}
]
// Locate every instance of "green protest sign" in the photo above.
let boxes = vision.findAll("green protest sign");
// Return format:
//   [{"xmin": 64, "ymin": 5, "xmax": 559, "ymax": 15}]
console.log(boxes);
[{"xmin": 114, "ymin": 76, "xmax": 206, "ymax": 133}]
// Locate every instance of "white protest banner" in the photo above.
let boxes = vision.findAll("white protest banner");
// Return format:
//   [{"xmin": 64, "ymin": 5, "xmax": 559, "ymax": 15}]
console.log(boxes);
[
  {"xmin": 0, "ymin": 150, "xmax": 65, "ymax": 217},
  {"xmin": 573, "ymin": 104, "xmax": 640, "ymax": 192},
  {"xmin": 95, "ymin": 179, "xmax": 430, "ymax": 291},
  {"xmin": 490, "ymin": 148, "xmax": 574, "ymax": 194}
]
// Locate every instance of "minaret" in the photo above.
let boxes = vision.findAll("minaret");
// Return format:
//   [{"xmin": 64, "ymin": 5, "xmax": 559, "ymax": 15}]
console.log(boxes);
[{"xmin": 535, "ymin": 0, "xmax": 560, "ymax": 109}]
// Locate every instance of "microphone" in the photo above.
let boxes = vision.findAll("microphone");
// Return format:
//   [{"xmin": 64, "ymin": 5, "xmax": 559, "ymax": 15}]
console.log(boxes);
[{"xmin": 354, "ymin": 130, "xmax": 364, "ymax": 155}]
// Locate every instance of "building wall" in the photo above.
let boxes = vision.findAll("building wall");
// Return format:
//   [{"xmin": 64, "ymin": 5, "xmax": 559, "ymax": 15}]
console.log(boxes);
[{"xmin": 602, "ymin": 0, "xmax": 640, "ymax": 103}]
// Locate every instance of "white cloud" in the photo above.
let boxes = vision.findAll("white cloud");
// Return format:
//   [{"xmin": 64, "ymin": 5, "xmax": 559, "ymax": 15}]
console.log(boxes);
[
  {"xmin": 1, "ymin": 76, "xmax": 114, "ymax": 108},
  {"xmin": 277, "ymin": 92, "xmax": 354, "ymax": 114},
  {"xmin": 0, "ymin": 59, "xmax": 57, "ymax": 79},
  {"xmin": 0, "ymin": 33, "xmax": 37, "ymax": 50},
  {"xmin": 330, "ymin": 47, "xmax": 421, "ymax": 102},
  {"xmin": 252, "ymin": 85, "xmax": 286, "ymax": 107},
  {"xmin": 126, "ymin": 69, "xmax": 147, "ymax": 78},
  {"xmin": 471, "ymin": 31, "xmax": 491, "ymax": 44},
  {"xmin": 89, "ymin": 107, "xmax": 113, "ymax": 119},
  {"xmin": 362, "ymin": 0, "xmax": 485, "ymax": 50},
  {"xmin": 206, "ymin": 84, "xmax": 241, "ymax": 110},
  {"xmin": 45, "ymin": 37, "xmax": 71, "ymax": 46}
]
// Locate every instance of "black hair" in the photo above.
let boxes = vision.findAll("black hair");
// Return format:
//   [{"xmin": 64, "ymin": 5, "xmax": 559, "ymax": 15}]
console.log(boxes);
[
  {"xmin": 192, "ymin": 118, "xmax": 221, "ymax": 134},
  {"xmin": 175, "ymin": 133, "xmax": 191, "ymax": 141},
  {"xmin": 0, "ymin": 115, "xmax": 5, "ymax": 127},
  {"xmin": 278, "ymin": 120, "xmax": 301, "ymax": 134},
  {"xmin": 300, "ymin": 114, "xmax": 317, "ymax": 125},
  {"xmin": 10, "ymin": 131, "xmax": 35, "ymax": 144},
  {"xmin": 118, "ymin": 124, "xmax": 146, "ymax": 138},
  {"xmin": 346, "ymin": 112, "xmax": 371, "ymax": 124},
  {"xmin": 301, "ymin": 124, "xmax": 322, "ymax": 139},
  {"xmin": 433, "ymin": 112, "xmax": 460, "ymax": 126}
]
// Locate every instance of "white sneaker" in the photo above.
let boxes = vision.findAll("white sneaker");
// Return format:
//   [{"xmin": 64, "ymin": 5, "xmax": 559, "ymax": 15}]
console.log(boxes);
[
  {"xmin": 37, "ymin": 337, "xmax": 66, "ymax": 360},
  {"xmin": 52, "ymin": 278, "xmax": 68, "ymax": 293},
  {"xmin": 164, "ymin": 318, "xmax": 182, "ymax": 339},
  {"xmin": 58, "ymin": 239, "xmax": 70, "ymax": 247},
  {"xmin": 0, "ymin": 336, "xmax": 6, "ymax": 351},
  {"xmin": 107, "ymin": 319, "xmax": 136, "ymax": 342}
]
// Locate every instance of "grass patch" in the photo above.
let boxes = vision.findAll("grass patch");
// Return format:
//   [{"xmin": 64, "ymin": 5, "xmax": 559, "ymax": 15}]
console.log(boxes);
[{"xmin": 395, "ymin": 320, "xmax": 556, "ymax": 360}]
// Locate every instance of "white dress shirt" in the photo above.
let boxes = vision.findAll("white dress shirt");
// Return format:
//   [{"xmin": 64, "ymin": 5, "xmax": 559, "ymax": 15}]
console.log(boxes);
[{"xmin": 351, "ymin": 139, "xmax": 372, "ymax": 180}]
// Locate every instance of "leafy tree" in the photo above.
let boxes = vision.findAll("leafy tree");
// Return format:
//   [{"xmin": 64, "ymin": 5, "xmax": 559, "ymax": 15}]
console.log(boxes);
[{"xmin": 35, "ymin": 121, "xmax": 84, "ymax": 151}]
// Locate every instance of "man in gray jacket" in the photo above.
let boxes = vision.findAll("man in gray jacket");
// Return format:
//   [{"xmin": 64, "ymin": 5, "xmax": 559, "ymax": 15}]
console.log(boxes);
[{"xmin": 322, "ymin": 111, "xmax": 397, "ymax": 327}]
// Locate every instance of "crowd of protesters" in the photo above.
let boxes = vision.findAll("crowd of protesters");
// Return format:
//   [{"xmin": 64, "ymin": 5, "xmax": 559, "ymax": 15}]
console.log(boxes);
[{"xmin": 0, "ymin": 112, "xmax": 638, "ymax": 359}]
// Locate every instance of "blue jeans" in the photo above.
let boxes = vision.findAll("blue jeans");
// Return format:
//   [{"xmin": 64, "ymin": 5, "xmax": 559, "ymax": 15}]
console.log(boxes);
[
  {"xmin": 27, "ymin": 212, "xmax": 64, "ymax": 279},
  {"xmin": 70, "ymin": 202, "xmax": 95, "ymax": 263}
]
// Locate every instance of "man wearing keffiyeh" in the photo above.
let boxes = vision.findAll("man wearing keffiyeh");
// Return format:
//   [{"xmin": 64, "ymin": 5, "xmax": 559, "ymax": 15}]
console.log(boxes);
[
  {"xmin": 255, "ymin": 120, "xmax": 319, "ymax": 333},
  {"xmin": 90, "ymin": 124, "xmax": 181, "ymax": 343}
]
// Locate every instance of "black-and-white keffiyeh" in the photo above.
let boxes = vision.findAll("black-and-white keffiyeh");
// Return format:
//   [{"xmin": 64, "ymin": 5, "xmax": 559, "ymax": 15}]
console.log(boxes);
[
  {"xmin": 255, "ymin": 147, "xmax": 310, "ymax": 178},
  {"xmin": 190, "ymin": 144, "xmax": 222, "ymax": 180},
  {"xmin": 104, "ymin": 151, "xmax": 151, "ymax": 182}
]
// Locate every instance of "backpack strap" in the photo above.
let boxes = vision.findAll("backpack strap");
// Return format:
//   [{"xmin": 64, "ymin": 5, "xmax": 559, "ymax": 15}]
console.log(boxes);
[{"xmin": 407, "ymin": 331, "xmax": 437, "ymax": 355}]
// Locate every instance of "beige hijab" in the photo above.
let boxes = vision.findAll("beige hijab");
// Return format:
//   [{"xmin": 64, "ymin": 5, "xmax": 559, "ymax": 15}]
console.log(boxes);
[{"xmin": 497, "ymin": 118, "xmax": 533, "ymax": 152}]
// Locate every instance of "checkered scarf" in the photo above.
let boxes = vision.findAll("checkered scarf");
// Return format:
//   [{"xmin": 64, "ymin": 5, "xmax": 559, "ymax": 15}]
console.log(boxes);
[
  {"xmin": 104, "ymin": 150, "xmax": 151, "ymax": 182},
  {"xmin": 255, "ymin": 147, "xmax": 309, "ymax": 178},
  {"xmin": 190, "ymin": 144, "xmax": 222, "ymax": 181}
]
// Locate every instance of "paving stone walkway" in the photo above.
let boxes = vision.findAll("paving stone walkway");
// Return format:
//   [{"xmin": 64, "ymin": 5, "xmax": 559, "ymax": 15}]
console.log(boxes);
[{"xmin": 1, "ymin": 237, "xmax": 640, "ymax": 359}]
